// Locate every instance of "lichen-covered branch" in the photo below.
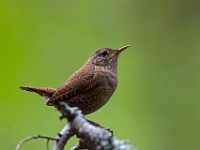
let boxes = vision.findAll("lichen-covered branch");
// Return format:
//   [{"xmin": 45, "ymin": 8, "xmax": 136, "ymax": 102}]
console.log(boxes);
[
  {"xmin": 56, "ymin": 102, "xmax": 136, "ymax": 150},
  {"xmin": 53, "ymin": 124, "xmax": 74, "ymax": 150},
  {"xmin": 16, "ymin": 102, "xmax": 136, "ymax": 150}
]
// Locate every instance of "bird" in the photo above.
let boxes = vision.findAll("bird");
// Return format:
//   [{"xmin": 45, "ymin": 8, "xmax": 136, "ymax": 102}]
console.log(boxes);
[{"xmin": 20, "ymin": 45, "xmax": 130, "ymax": 115}]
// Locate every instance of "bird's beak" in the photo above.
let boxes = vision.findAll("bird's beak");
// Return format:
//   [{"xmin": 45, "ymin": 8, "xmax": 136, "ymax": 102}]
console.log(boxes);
[{"xmin": 109, "ymin": 45, "xmax": 130, "ymax": 57}]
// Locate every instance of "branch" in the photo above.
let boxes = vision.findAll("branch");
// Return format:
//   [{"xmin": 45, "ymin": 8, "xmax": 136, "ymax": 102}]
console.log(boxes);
[
  {"xmin": 16, "ymin": 102, "xmax": 136, "ymax": 150},
  {"xmin": 56, "ymin": 102, "xmax": 136, "ymax": 150},
  {"xmin": 16, "ymin": 135, "xmax": 58, "ymax": 150},
  {"xmin": 53, "ymin": 123, "xmax": 74, "ymax": 150}
]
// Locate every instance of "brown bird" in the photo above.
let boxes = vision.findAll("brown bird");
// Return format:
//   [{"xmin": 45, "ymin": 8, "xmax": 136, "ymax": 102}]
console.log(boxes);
[{"xmin": 20, "ymin": 45, "xmax": 130, "ymax": 114}]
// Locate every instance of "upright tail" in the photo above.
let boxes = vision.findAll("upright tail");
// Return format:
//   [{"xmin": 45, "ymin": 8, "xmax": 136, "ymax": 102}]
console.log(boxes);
[{"xmin": 20, "ymin": 86, "xmax": 57, "ymax": 99}]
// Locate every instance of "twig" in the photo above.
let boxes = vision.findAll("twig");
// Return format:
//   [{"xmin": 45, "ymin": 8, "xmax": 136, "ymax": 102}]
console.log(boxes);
[{"xmin": 16, "ymin": 135, "xmax": 58, "ymax": 150}]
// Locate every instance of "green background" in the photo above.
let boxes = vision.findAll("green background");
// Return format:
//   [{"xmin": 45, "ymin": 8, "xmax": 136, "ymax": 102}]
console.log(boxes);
[{"xmin": 1, "ymin": 0, "xmax": 200, "ymax": 150}]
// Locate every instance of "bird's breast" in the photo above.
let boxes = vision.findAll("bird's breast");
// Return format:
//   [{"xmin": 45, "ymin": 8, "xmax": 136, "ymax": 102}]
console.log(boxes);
[{"xmin": 83, "ymin": 70, "xmax": 118, "ymax": 113}]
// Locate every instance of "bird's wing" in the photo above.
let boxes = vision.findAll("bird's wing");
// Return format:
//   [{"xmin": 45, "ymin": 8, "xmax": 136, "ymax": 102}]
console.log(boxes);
[{"xmin": 46, "ymin": 68, "xmax": 97, "ymax": 105}]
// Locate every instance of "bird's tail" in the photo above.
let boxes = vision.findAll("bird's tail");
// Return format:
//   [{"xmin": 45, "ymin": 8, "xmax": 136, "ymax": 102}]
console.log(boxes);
[{"xmin": 20, "ymin": 86, "xmax": 57, "ymax": 99}]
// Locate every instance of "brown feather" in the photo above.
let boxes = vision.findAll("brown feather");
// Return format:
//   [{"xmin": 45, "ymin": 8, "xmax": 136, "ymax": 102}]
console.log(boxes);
[{"xmin": 46, "ymin": 63, "xmax": 96, "ymax": 106}]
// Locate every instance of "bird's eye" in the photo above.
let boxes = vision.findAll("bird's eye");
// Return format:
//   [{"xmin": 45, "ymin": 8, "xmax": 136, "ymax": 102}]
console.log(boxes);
[{"xmin": 100, "ymin": 51, "xmax": 108, "ymax": 57}]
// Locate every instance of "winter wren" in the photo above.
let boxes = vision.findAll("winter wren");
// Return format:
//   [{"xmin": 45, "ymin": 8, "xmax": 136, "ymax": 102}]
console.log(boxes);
[{"xmin": 20, "ymin": 45, "xmax": 130, "ymax": 114}]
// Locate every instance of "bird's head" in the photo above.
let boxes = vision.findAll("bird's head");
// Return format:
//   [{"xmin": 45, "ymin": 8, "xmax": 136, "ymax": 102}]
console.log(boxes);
[{"xmin": 88, "ymin": 45, "xmax": 130, "ymax": 67}]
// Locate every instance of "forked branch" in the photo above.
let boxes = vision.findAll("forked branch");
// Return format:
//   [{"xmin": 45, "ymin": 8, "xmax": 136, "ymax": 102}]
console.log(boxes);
[{"xmin": 16, "ymin": 102, "xmax": 135, "ymax": 150}]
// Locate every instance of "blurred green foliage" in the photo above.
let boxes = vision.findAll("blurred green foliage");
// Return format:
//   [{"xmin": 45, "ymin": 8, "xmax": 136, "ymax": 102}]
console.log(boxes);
[{"xmin": 0, "ymin": 0, "xmax": 200, "ymax": 150}]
